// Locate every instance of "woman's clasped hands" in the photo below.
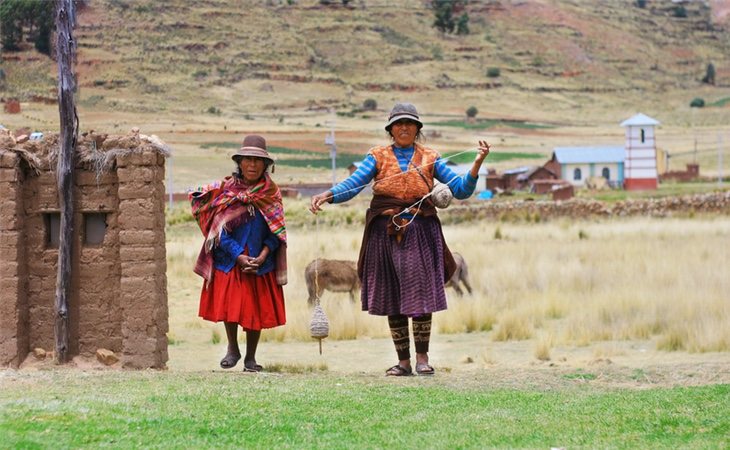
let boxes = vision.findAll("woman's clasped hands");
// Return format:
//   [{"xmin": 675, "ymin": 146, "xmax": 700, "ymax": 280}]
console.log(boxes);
[{"xmin": 237, "ymin": 249, "xmax": 268, "ymax": 273}]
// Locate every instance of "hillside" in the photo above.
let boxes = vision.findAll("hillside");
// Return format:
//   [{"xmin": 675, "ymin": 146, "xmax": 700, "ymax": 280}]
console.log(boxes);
[
  {"xmin": 1, "ymin": 0, "xmax": 730, "ymax": 185},
  {"xmin": 2, "ymin": 1, "xmax": 728, "ymax": 113}
]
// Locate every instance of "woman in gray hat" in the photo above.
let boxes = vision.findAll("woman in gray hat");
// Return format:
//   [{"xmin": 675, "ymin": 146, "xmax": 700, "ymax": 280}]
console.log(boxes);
[
  {"xmin": 191, "ymin": 134, "xmax": 288, "ymax": 372},
  {"xmin": 310, "ymin": 102, "xmax": 489, "ymax": 376}
]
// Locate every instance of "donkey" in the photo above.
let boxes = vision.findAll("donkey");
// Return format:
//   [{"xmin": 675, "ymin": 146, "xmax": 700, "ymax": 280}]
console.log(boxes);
[
  {"xmin": 304, "ymin": 258, "xmax": 360, "ymax": 306},
  {"xmin": 305, "ymin": 253, "xmax": 472, "ymax": 305},
  {"xmin": 446, "ymin": 252, "xmax": 473, "ymax": 296}
]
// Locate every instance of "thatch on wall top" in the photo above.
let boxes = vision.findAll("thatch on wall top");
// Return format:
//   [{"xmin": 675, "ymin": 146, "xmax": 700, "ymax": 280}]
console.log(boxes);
[{"xmin": 0, "ymin": 127, "xmax": 171, "ymax": 176}]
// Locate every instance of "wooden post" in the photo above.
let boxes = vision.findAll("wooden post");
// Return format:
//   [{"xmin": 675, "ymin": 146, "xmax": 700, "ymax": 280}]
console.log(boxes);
[{"xmin": 54, "ymin": 0, "xmax": 78, "ymax": 364}]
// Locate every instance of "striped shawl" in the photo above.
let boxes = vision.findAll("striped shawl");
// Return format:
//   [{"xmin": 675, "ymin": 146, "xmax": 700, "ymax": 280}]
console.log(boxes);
[{"xmin": 190, "ymin": 174, "xmax": 288, "ymax": 285}]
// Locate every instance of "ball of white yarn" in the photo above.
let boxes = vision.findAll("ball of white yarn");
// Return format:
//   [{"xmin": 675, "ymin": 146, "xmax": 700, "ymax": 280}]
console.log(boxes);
[{"xmin": 431, "ymin": 182, "xmax": 453, "ymax": 209}]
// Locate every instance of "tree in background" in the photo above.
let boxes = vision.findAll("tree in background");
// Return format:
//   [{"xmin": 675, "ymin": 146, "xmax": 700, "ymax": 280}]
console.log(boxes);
[
  {"xmin": 456, "ymin": 11, "xmax": 469, "ymax": 35},
  {"xmin": 466, "ymin": 106, "xmax": 478, "ymax": 119},
  {"xmin": 32, "ymin": 0, "xmax": 54, "ymax": 55},
  {"xmin": 363, "ymin": 98, "xmax": 377, "ymax": 111},
  {"xmin": 0, "ymin": 0, "xmax": 54, "ymax": 54},
  {"xmin": 0, "ymin": 0, "xmax": 22, "ymax": 51},
  {"xmin": 702, "ymin": 62, "xmax": 716, "ymax": 86},
  {"xmin": 432, "ymin": 0, "xmax": 469, "ymax": 35}
]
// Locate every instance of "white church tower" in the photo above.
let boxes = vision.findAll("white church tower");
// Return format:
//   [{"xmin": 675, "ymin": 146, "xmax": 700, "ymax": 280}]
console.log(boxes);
[{"xmin": 620, "ymin": 113, "xmax": 660, "ymax": 190}]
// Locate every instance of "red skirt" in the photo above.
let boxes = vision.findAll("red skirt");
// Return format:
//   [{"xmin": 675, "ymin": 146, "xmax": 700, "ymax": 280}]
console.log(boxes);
[{"xmin": 199, "ymin": 268, "xmax": 286, "ymax": 331}]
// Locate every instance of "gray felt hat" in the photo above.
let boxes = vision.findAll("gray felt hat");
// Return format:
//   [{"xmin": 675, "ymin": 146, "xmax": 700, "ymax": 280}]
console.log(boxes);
[
  {"xmin": 384, "ymin": 102, "xmax": 423, "ymax": 131},
  {"xmin": 231, "ymin": 134, "xmax": 274, "ymax": 165}
]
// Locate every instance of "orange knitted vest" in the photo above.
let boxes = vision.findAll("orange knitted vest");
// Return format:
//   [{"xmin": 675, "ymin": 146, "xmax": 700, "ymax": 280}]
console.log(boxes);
[{"xmin": 369, "ymin": 144, "xmax": 440, "ymax": 202}]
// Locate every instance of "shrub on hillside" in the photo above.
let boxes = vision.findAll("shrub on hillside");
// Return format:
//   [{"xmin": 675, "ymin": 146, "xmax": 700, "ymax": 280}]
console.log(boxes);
[
  {"xmin": 636, "ymin": 0, "xmax": 647, "ymax": 8},
  {"xmin": 466, "ymin": 106, "xmax": 478, "ymax": 118},
  {"xmin": 690, "ymin": 98, "xmax": 705, "ymax": 108},
  {"xmin": 487, "ymin": 67, "xmax": 501, "ymax": 78},
  {"xmin": 432, "ymin": 0, "xmax": 469, "ymax": 35},
  {"xmin": 362, "ymin": 98, "xmax": 377, "ymax": 111}
]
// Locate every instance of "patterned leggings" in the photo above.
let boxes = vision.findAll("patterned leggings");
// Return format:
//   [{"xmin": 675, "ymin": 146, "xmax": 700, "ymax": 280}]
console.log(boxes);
[{"xmin": 387, "ymin": 314, "xmax": 432, "ymax": 361}]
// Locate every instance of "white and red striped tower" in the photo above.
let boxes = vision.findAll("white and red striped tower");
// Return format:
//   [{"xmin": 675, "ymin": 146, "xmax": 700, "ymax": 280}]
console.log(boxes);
[{"xmin": 620, "ymin": 113, "xmax": 660, "ymax": 190}]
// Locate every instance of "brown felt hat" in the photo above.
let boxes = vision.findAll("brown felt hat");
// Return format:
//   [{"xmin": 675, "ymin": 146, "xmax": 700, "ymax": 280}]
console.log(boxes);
[
  {"xmin": 384, "ymin": 102, "xmax": 423, "ymax": 131},
  {"xmin": 231, "ymin": 134, "xmax": 274, "ymax": 165}
]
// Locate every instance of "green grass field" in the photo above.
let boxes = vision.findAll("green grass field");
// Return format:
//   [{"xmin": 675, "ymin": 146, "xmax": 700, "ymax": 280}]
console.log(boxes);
[{"xmin": 1, "ymin": 371, "xmax": 728, "ymax": 449}]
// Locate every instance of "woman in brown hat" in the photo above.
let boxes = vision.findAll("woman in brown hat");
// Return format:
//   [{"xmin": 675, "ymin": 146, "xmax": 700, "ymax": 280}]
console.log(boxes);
[
  {"xmin": 310, "ymin": 102, "xmax": 489, "ymax": 376},
  {"xmin": 191, "ymin": 134, "xmax": 287, "ymax": 372}
]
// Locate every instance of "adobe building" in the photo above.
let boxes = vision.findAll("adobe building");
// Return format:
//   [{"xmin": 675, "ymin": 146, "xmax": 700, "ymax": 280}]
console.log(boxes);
[
  {"xmin": 0, "ymin": 128, "xmax": 169, "ymax": 369},
  {"xmin": 4, "ymin": 99, "xmax": 21, "ymax": 114}
]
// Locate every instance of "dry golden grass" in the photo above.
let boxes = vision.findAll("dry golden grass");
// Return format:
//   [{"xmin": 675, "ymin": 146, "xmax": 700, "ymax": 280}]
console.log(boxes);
[
  {"xmin": 168, "ymin": 209, "xmax": 730, "ymax": 355},
  {"xmin": 534, "ymin": 332, "xmax": 555, "ymax": 361}
]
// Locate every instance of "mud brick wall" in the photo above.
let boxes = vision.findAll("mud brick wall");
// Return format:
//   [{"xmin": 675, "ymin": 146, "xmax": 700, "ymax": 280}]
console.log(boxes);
[
  {"xmin": 0, "ymin": 148, "xmax": 168, "ymax": 369},
  {"xmin": 0, "ymin": 151, "xmax": 28, "ymax": 367},
  {"xmin": 117, "ymin": 151, "xmax": 168, "ymax": 369}
]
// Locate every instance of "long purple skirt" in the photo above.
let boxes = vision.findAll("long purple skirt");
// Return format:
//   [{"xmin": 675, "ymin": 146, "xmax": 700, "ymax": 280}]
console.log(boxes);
[{"xmin": 360, "ymin": 216, "xmax": 448, "ymax": 317}]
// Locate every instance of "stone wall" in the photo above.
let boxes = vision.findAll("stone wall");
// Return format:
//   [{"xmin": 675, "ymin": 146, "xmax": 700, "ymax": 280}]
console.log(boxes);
[
  {"xmin": 0, "ymin": 143, "xmax": 168, "ymax": 369},
  {"xmin": 440, "ymin": 191, "xmax": 730, "ymax": 224}
]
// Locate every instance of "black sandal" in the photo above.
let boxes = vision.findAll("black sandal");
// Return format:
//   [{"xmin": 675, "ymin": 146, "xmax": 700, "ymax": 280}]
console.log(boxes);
[
  {"xmin": 219, "ymin": 353, "xmax": 241, "ymax": 369},
  {"xmin": 243, "ymin": 360, "xmax": 263, "ymax": 372},
  {"xmin": 385, "ymin": 364, "xmax": 413, "ymax": 377},
  {"xmin": 415, "ymin": 363, "xmax": 435, "ymax": 376}
]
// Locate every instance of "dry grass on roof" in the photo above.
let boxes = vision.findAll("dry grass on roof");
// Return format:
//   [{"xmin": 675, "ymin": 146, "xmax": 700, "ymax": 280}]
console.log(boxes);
[{"xmin": 0, "ymin": 128, "xmax": 171, "ymax": 175}]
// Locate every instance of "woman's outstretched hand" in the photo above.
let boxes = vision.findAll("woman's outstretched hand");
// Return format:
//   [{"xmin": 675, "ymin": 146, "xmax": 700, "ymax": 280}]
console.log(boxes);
[
  {"xmin": 476, "ymin": 140, "xmax": 491, "ymax": 163},
  {"xmin": 468, "ymin": 140, "xmax": 491, "ymax": 179},
  {"xmin": 309, "ymin": 191, "xmax": 332, "ymax": 215}
]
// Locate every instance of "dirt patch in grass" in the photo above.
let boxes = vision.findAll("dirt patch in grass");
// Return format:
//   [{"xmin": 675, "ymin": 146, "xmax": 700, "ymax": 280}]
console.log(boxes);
[
  {"xmin": 159, "ymin": 332, "xmax": 730, "ymax": 390},
  {"xmin": 16, "ymin": 333, "xmax": 729, "ymax": 390}
]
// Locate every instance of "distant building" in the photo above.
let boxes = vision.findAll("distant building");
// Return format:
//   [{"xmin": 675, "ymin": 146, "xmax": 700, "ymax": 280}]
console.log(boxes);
[
  {"xmin": 502, "ymin": 166, "xmax": 531, "ymax": 190},
  {"xmin": 620, "ymin": 113, "xmax": 660, "ymax": 190},
  {"xmin": 4, "ymin": 99, "xmax": 20, "ymax": 114},
  {"xmin": 517, "ymin": 166, "xmax": 558, "ymax": 191},
  {"xmin": 549, "ymin": 146, "xmax": 625, "ymax": 188},
  {"xmin": 549, "ymin": 113, "xmax": 660, "ymax": 190}
]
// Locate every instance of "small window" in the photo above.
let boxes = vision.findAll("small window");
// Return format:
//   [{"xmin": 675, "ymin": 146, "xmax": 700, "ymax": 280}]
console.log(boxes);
[
  {"xmin": 640, "ymin": 129, "xmax": 645, "ymax": 143},
  {"xmin": 44, "ymin": 213, "xmax": 60, "ymax": 248},
  {"xmin": 601, "ymin": 167, "xmax": 610, "ymax": 179},
  {"xmin": 573, "ymin": 168, "xmax": 582, "ymax": 181},
  {"xmin": 84, "ymin": 213, "xmax": 107, "ymax": 246}
]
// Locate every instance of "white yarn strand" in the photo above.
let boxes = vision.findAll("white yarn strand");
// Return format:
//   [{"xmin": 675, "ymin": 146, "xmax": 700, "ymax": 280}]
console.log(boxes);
[{"xmin": 319, "ymin": 148, "xmax": 477, "ymax": 203}]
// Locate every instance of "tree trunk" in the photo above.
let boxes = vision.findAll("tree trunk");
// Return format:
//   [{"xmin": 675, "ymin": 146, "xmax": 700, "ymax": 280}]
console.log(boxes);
[{"xmin": 54, "ymin": 0, "xmax": 78, "ymax": 365}]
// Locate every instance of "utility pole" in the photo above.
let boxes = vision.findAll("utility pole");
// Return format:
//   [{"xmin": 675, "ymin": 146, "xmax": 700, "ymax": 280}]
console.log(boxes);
[
  {"xmin": 168, "ymin": 156, "xmax": 173, "ymax": 210},
  {"xmin": 54, "ymin": 0, "xmax": 78, "ymax": 364},
  {"xmin": 324, "ymin": 119, "xmax": 336, "ymax": 187},
  {"xmin": 719, "ymin": 133, "xmax": 724, "ymax": 186}
]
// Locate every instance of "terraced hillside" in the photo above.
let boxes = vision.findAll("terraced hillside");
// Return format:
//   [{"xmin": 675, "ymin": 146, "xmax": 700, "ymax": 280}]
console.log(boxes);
[
  {"xmin": 1, "ymin": 0, "xmax": 729, "ymax": 184},
  {"xmin": 1, "ymin": 1, "xmax": 728, "ymax": 119}
]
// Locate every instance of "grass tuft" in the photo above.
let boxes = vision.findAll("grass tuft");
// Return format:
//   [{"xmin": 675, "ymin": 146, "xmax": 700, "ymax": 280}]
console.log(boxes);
[
  {"xmin": 492, "ymin": 312, "xmax": 533, "ymax": 342},
  {"xmin": 534, "ymin": 332, "xmax": 553, "ymax": 361},
  {"xmin": 265, "ymin": 362, "xmax": 328, "ymax": 373}
]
